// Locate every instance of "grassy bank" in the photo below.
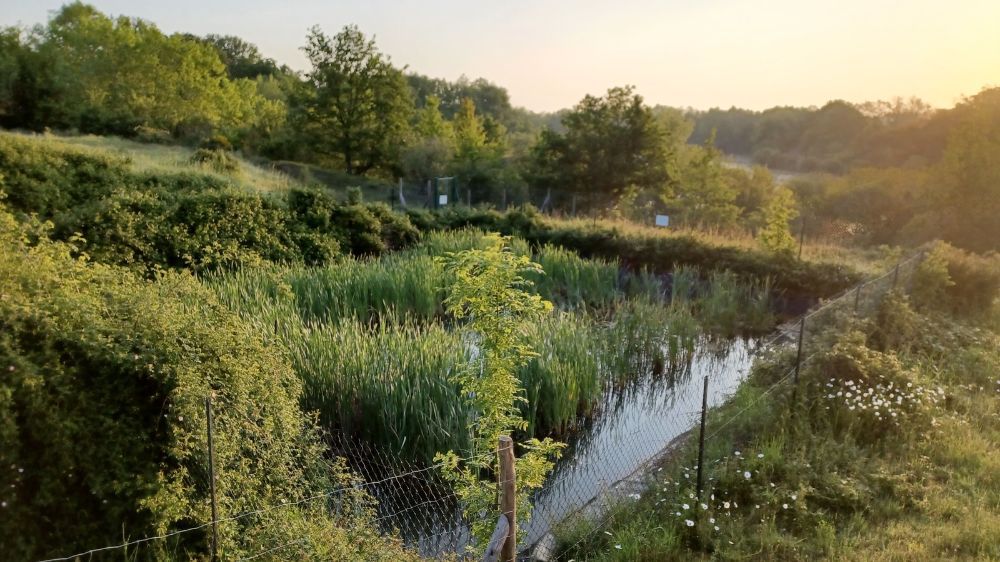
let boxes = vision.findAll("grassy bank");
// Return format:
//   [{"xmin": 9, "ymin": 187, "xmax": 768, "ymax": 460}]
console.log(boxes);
[{"xmin": 552, "ymin": 245, "xmax": 1000, "ymax": 560}]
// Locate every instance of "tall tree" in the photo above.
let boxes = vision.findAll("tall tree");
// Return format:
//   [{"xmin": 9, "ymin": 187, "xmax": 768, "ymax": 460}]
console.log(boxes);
[
  {"xmin": 401, "ymin": 95, "xmax": 454, "ymax": 183},
  {"xmin": 529, "ymin": 86, "xmax": 679, "ymax": 210},
  {"xmin": 300, "ymin": 25, "xmax": 412, "ymax": 175}
]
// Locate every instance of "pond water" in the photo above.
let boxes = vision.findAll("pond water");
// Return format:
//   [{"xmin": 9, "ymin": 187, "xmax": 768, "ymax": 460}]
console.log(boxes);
[{"xmin": 358, "ymin": 337, "xmax": 758, "ymax": 558}]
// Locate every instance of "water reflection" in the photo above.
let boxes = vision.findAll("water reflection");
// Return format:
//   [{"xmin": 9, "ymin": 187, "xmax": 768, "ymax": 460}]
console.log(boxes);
[{"xmin": 348, "ymin": 336, "xmax": 757, "ymax": 557}]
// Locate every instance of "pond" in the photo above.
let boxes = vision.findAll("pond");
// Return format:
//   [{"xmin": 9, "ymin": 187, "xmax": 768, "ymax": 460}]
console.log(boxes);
[{"xmin": 350, "ymin": 336, "xmax": 758, "ymax": 558}]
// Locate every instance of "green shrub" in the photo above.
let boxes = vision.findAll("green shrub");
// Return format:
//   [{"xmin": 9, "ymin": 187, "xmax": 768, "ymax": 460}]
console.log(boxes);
[
  {"xmin": 189, "ymin": 147, "xmax": 241, "ymax": 175},
  {"xmin": 0, "ymin": 209, "xmax": 413, "ymax": 560}
]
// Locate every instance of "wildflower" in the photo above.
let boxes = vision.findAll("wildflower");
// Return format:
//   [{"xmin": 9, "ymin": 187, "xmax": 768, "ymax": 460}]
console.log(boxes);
[
  {"xmin": 700, "ymin": 503, "xmax": 708, "ymax": 510},
  {"xmin": 709, "ymin": 517, "xmax": 715, "ymax": 524},
  {"xmin": 682, "ymin": 503, "xmax": 690, "ymax": 510},
  {"xmin": 685, "ymin": 519, "xmax": 695, "ymax": 527},
  {"xmin": 628, "ymin": 493, "xmax": 640, "ymax": 500},
  {"xmin": 723, "ymin": 501, "xmax": 731, "ymax": 509},
  {"xmin": 743, "ymin": 471, "xmax": 751, "ymax": 479},
  {"xmin": 714, "ymin": 526, "xmax": 720, "ymax": 531},
  {"xmin": 614, "ymin": 545, "xmax": 622, "ymax": 550},
  {"xmin": 782, "ymin": 503, "xmax": 788, "ymax": 509},
  {"xmin": 790, "ymin": 494, "xmax": 797, "ymax": 500},
  {"xmin": 757, "ymin": 453, "xmax": 764, "ymax": 458}
]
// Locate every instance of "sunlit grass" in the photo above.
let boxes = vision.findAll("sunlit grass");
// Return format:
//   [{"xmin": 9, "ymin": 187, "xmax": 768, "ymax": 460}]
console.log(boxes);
[{"xmin": 2, "ymin": 130, "xmax": 297, "ymax": 193}]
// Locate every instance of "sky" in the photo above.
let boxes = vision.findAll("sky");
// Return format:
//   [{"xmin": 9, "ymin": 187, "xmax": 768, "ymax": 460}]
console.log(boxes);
[{"xmin": 3, "ymin": 0, "xmax": 999, "ymax": 113}]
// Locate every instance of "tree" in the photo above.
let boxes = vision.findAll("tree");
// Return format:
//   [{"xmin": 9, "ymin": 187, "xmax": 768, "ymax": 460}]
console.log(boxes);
[
  {"xmin": 665, "ymin": 135, "xmax": 740, "ymax": 229},
  {"xmin": 911, "ymin": 88, "xmax": 1000, "ymax": 252},
  {"xmin": 300, "ymin": 25, "xmax": 412, "ymax": 175},
  {"xmin": 401, "ymin": 95, "xmax": 454, "ymax": 183},
  {"xmin": 200, "ymin": 34, "xmax": 280, "ymax": 79},
  {"xmin": 434, "ymin": 234, "xmax": 563, "ymax": 553},
  {"xmin": 529, "ymin": 86, "xmax": 679, "ymax": 210},
  {"xmin": 757, "ymin": 185, "xmax": 798, "ymax": 255}
]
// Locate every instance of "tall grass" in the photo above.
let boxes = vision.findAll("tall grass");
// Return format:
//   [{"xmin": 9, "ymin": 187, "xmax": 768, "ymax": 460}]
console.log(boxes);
[
  {"xmin": 3, "ymin": 130, "xmax": 296, "ymax": 193},
  {"xmin": 203, "ymin": 231, "xmax": 780, "ymax": 461}
]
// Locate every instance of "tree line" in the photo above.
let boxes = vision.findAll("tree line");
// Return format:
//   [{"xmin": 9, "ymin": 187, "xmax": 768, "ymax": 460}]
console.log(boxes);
[{"xmin": 1, "ymin": 2, "xmax": 996, "ymax": 252}]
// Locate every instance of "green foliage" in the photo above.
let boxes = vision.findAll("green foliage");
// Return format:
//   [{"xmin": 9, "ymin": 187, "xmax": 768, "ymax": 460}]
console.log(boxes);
[
  {"xmin": 298, "ymin": 25, "xmax": 412, "ymax": 175},
  {"xmin": 664, "ymin": 135, "xmax": 741, "ymax": 229},
  {"xmin": 1, "ymin": 3, "xmax": 283, "ymax": 141},
  {"xmin": 757, "ymin": 185, "xmax": 798, "ymax": 255},
  {"xmin": 0, "ymin": 133, "xmax": 428, "ymax": 271},
  {"xmin": 189, "ymin": 147, "xmax": 241, "ymax": 175},
  {"xmin": 0, "ymin": 206, "xmax": 417, "ymax": 561},
  {"xmin": 912, "ymin": 241, "xmax": 1000, "ymax": 317},
  {"xmin": 529, "ymin": 85, "xmax": 684, "ymax": 211},
  {"xmin": 434, "ymin": 234, "xmax": 564, "ymax": 551}
]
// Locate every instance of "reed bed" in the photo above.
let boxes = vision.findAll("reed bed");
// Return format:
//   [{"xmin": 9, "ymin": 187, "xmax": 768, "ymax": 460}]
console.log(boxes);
[{"xmin": 203, "ymin": 230, "xmax": 779, "ymax": 461}]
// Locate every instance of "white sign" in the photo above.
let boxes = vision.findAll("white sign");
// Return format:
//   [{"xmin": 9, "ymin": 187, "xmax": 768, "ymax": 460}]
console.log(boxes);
[
  {"xmin": 655, "ymin": 214, "xmax": 670, "ymax": 227},
  {"xmin": 438, "ymin": 194, "xmax": 448, "ymax": 205}
]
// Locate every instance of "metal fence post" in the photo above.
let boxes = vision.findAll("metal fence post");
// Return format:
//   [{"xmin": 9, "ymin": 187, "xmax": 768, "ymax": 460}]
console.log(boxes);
[
  {"xmin": 498, "ymin": 436, "xmax": 516, "ymax": 562},
  {"xmin": 792, "ymin": 317, "xmax": 805, "ymax": 408},
  {"xmin": 205, "ymin": 396, "xmax": 219, "ymax": 562},
  {"xmin": 696, "ymin": 376, "xmax": 708, "ymax": 500}
]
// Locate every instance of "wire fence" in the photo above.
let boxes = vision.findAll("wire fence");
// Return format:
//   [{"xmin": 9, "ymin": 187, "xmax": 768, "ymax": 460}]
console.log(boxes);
[{"xmin": 34, "ymin": 252, "xmax": 924, "ymax": 562}]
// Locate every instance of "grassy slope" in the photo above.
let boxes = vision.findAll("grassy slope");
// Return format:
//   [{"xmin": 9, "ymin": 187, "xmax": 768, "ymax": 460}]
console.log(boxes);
[
  {"xmin": 553, "ymin": 297, "xmax": 999, "ymax": 561},
  {"xmin": 2, "ymin": 130, "xmax": 297, "ymax": 193}
]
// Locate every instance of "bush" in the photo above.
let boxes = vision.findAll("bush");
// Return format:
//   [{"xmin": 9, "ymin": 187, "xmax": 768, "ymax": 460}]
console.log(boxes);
[
  {"xmin": 0, "ymin": 209, "xmax": 413, "ymax": 560},
  {"xmin": 914, "ymin": 241, "xmax": 1000, "ymax": 317},
  {"xmin": 189, "ymin": 147, "xmax": 241, "ymax": 175}
]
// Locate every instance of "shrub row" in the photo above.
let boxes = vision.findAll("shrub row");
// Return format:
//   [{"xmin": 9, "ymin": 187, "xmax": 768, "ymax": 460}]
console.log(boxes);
[{"xmin": 408, "ymin": 206, "xmax": 861, "ymax": 298}]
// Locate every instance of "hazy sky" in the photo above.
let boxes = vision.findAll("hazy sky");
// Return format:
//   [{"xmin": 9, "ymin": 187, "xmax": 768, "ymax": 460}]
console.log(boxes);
[{"xmin": 3, "ymin": 0, "xmax": 998, "ymax": 112}]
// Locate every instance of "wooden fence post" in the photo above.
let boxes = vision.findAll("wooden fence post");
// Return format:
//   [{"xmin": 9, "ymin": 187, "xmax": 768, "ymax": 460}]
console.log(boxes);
[{"xmin": 499, "ymin": 435, "xmax": 516, "ymax": 562}]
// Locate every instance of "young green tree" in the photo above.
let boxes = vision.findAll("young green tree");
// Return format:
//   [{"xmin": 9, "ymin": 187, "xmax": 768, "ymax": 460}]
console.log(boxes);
[
  {"xmin": 299, "ymin": 25, "xmax": 413, "ymax": 175},
  {"xmin": 757, "ymin": 185, "xmax": 799, "ymax": 255},
  {"xmin": 435, "ymin": 234, "xmax": 564, "ymax": 552}
]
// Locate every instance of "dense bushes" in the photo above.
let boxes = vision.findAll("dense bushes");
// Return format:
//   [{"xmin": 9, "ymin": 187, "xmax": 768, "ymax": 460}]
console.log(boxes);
[
  {"xmin": 0, "ymin": 133, "xmax": 420, "ymax": 272},
  {"xmin": 408, "ymin": 205, "xmax": 859, "ymax": 298},
  {"xmin": 912, "ymin": 241, "xmax": 1000, "ymax": 317},
  {"xmin": 0, "ymin": 209, "xmax": 416, "ymax": 560}
]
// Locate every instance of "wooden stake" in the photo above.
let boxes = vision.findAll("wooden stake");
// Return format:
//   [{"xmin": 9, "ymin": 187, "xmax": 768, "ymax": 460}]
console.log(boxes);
[{"xmin": 498, "ymin": 435, "xmax": 516, "ymax": 562}]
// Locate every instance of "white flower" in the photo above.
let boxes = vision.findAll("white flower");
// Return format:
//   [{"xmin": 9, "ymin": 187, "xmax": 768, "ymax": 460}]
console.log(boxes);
[
  {"xmin": 614, "ymin": 544, "xmax": 622, "ymax": 550},
  {"xmin": 757, "ymin": 453, "xmax": 764, "ymax": 458},
  {"xmin": 714, "ymin": 526, "xmax": 720, "ymax": 531},
  {"xmin": 709, "ymin": 517, "xmax": 715, "ymax": 523},
  {"xmin": 682, "ymin": 503, "xmax": 690, "ymax": 510},
  {"xmin": 685, "ymin": 519, "xmax": 695, "ymax": 527},
  {"xmin": 790, "ymin": 494, "xmax": 797, "ymax": 500},
  {"xmin": 700, "ymin": 503, "xmax": 708, "ymax": 510},
  {"xmin": 743, "ymin": 471, "xmax": 751, "ymax": 479},
  {"xmin": 628, "ymin": 493, "xmax": 640, "ymax": 500},
  {"xmin": 782, "ymin": 503, "xmax": 788, "ymax": 509},
  {"xmin": 723, "ymin": 501, "xmax": 731, "ymax": 509}
]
